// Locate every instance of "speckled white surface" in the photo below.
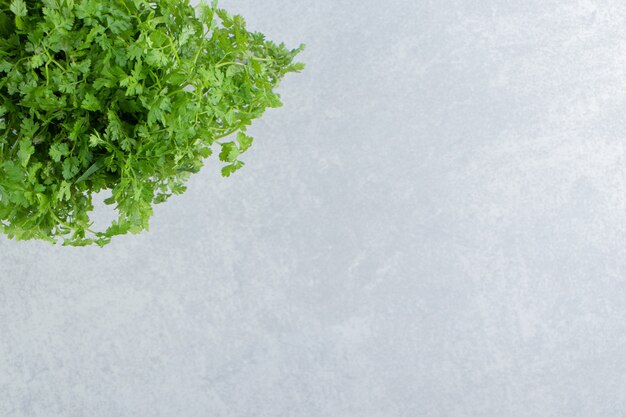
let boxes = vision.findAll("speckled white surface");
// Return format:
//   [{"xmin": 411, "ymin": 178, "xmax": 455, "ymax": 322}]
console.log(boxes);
[{"xmin": 2, "ymin": 0, "xmax": 626, "ymax": 416}]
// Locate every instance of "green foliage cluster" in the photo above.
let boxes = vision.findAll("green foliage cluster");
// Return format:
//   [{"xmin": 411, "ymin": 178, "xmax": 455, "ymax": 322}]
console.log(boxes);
[{"xmin": 0, "ymin": 0, "xmax": 304, "ymax": 246}]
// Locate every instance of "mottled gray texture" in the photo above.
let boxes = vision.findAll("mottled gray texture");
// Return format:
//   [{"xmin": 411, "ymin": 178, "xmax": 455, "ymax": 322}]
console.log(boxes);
[{"xmin": 1, "ymin": 0, "xmax": 625, "ymax": 416}]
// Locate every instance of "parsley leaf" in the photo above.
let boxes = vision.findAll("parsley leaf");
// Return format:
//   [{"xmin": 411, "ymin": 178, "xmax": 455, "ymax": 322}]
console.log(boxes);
[
  {"xmin": 49, "ymin": 143, "xmax": 70, "ymax": 162},
  {"xmin": 80, "ymin": 93, "xmax": 102, "ymax": 111},
  {"xmin": 10, "ymin": 0, "xmax": 27, "ymax": 17}
]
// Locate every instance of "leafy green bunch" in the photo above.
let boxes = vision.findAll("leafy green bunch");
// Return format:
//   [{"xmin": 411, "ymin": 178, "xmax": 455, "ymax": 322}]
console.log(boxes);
[{"xmin": 0, "ymin": 0, "xmax": 304, "ymax": 246}]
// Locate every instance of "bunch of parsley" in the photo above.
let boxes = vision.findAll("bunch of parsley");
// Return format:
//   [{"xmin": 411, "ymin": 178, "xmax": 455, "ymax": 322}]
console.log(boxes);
[{"xmin": 0, "ymin": 0, "xmax": 303, "ymax": 246}]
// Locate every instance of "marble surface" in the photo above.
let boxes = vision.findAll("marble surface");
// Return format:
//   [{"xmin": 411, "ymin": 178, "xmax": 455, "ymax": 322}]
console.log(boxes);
[{"xmin": 2, "ymin": 0, "xmax": 626, "ymax": 415}]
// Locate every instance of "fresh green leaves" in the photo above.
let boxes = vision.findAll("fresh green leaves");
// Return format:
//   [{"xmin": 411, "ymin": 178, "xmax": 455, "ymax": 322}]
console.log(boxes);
[
  {"xmin": 237, "ymin": 132, "xmax": 254, "ymax": 153},
  {"xmin": 17, "ymin": 138, "xmax": 34, "ymax": 167},
  {"xmin": 0, "ymin": 0, "xmax": 304, "ymax": 246},
  {"xmin": 219, "ymin": 142, "xmax": 239, "ymax": 163},
  {"xmin": 10, "ymin": 0, "xmax": 27, "ymax": 17},
  {"xmin": 80, "ymin": 93, "xmax": 101, "ymax": 111},
  {"xmin": 221, "ymin": 161, "xmax": 244, "ymax": 178},
  {"xmin": 218, "ymin": 133, "xmax": 254, "ymax": 177},
  {"xmin": 9, "ymin": 0, "xmax": 27, "ymax": 29},
  {"xmin": 49, "ymin": 143, "xmax": 69, "ymax": 162},
  {"xmin": 62, "ymin": 157, "xmax": 80, "ymax": 180}
]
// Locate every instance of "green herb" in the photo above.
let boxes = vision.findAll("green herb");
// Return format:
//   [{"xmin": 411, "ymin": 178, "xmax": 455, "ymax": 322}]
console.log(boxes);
[{"xmin": 0, "ymin": 0, "xmax": 304, "ymax": 246}]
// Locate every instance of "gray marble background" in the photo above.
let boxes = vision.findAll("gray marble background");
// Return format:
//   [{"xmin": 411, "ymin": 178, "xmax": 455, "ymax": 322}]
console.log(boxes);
[{"xmin": 2, "ymin": 0, "xmax": 626, "ymax": 415}]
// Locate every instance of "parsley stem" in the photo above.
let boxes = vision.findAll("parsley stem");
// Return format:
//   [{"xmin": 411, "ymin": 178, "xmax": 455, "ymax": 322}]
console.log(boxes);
[{"xmin": 216, "ymin": 61, "xmax": 246, "ymax": 68}]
